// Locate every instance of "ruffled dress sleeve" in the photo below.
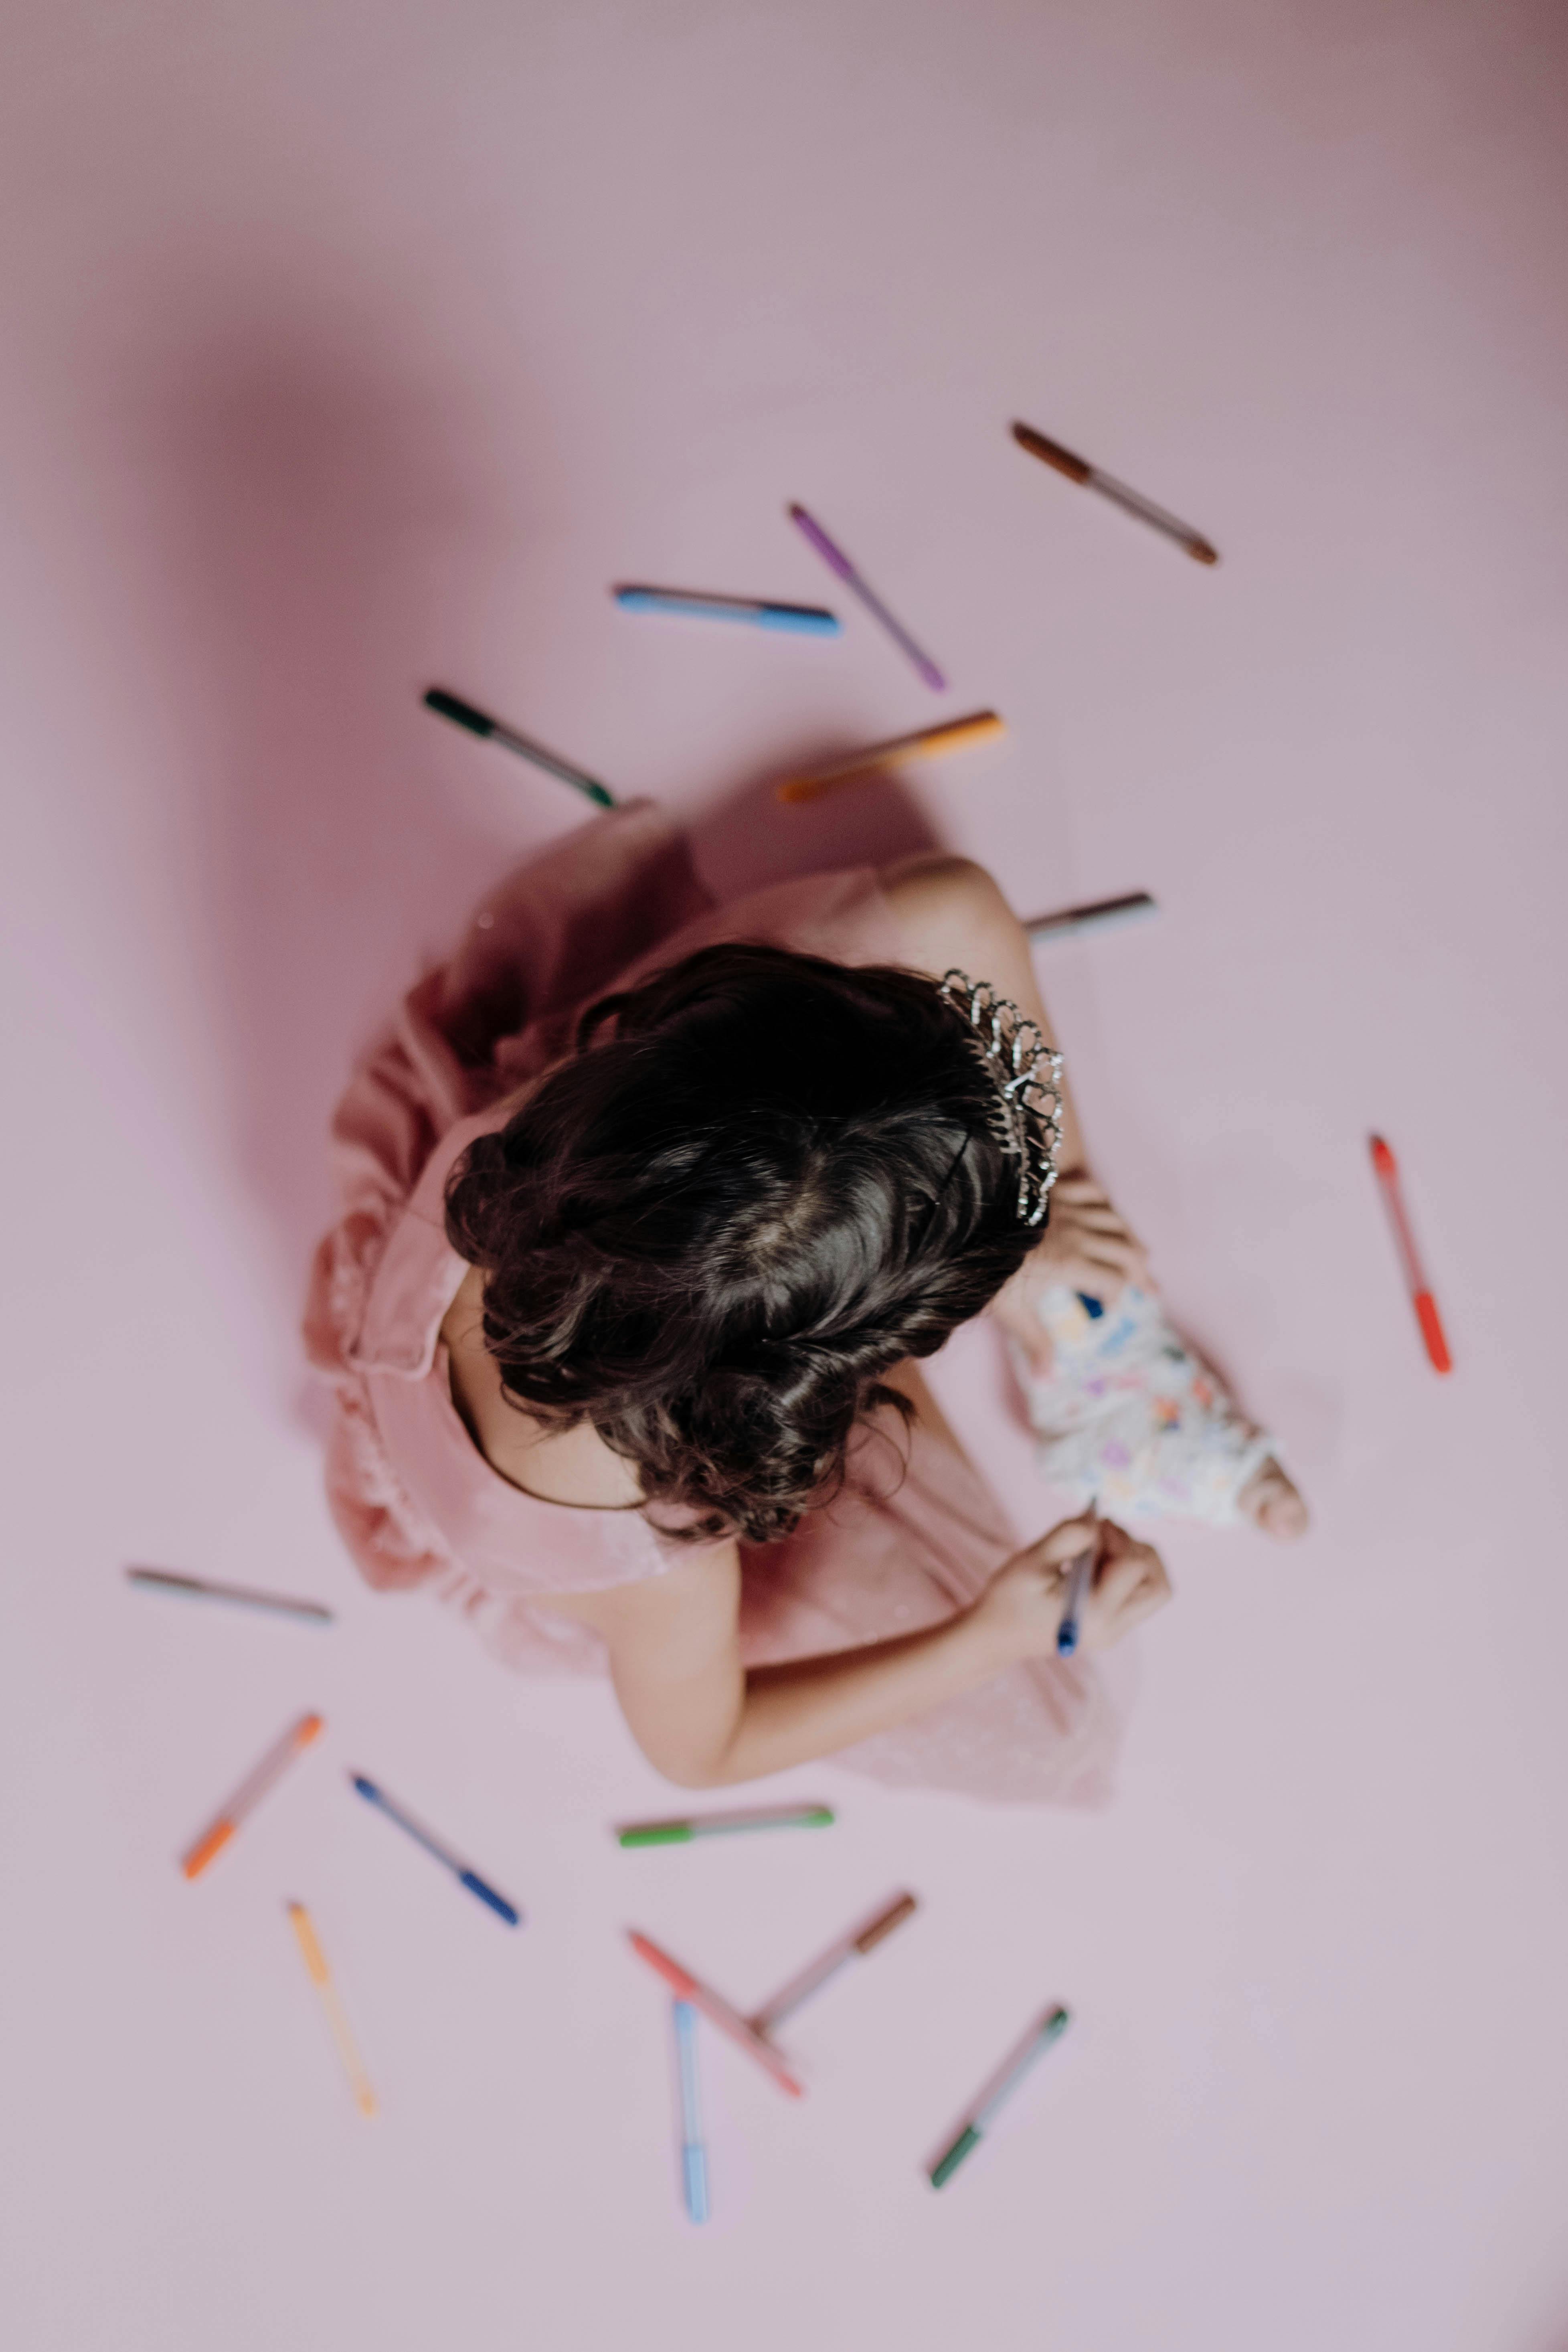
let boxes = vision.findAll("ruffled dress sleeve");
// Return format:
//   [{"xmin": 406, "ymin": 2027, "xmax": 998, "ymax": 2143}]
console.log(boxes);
[{"xmin": 302, "ymin": 802, "xmax": 714, "ymax": 1596}]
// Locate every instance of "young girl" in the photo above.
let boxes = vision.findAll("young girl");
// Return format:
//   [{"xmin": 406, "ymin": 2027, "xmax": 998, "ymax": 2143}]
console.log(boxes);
[{"xmin": 306, "ymin": 803, "xmax": 1304, "ymax": 1808}]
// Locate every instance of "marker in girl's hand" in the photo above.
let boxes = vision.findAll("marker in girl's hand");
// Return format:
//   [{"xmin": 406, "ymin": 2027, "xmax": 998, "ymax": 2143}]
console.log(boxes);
[{"xmin": 1056, "ymin": 1503, "xmax": 1101, "ymax": 1657}]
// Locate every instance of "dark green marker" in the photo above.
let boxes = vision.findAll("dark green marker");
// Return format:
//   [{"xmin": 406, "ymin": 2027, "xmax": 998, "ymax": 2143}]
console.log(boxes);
[
  {"xmin": 928, "ymin": 2005, "xmax": 1071, "ymax": 2189},
  {"xmin": 423, "ymin": 686, "xmax": 615, "ymax": 809}
]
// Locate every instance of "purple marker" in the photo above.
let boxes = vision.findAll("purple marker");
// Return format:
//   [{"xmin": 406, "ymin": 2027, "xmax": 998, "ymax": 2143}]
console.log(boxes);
[{"xmin": 787, "ymin": 505, "xmax": 947, "ymax": 691}]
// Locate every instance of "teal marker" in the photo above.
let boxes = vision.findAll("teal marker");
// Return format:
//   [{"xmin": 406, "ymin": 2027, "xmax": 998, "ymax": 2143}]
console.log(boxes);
[
  {"xmin": 928, "ymin": 2006, "xmax": 1071, "ymax": 2189},
  {"xmin": 614, "ymin": 584, "xmax": 840, "ymax": 635},
  {"xmin": 617, "ymin": 1803, "xmax": 835, "ymax": 1848}
]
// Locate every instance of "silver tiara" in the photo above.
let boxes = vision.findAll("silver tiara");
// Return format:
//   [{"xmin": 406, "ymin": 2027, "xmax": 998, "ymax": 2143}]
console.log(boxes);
[{"xmin": 935, "ymin": 970, "xmax": 1065, "ymax": 1227}]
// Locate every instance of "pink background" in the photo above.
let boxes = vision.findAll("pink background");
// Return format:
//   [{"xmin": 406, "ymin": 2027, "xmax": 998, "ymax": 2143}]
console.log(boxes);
[{"xmin": 3, "ymin": 3, "xmax": 1566, "ymax": 2346}]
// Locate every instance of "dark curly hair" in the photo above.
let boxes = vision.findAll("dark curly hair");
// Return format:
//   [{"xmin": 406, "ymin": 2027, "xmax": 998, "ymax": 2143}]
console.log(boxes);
[{"xmin": 443, "ymin": 941, "xmax": 1043, "ymax": 1544}]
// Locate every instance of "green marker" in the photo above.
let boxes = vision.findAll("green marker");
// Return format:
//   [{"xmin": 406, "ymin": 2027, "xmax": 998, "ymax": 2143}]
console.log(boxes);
[
  {"xmin": 423, "ymin": 686, "xmax": 616, "ymax": 810},
  {"xmin": 928, "ymin": 2005, "xmax": 1071, "ymax": 2189},
  {"xmin": 616, "ymin": 1803, "xmax": 835, "ymax": 1849}
]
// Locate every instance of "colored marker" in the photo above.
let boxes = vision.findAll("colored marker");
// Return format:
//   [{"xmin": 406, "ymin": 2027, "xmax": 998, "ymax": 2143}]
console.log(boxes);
[
  {"xmin": 671, "ymin": 2001, "xmax": 710, "ymax": 2222},
  {"xmin": 614, "ymin": 585, "xmax": 840, "ymax": 635},
  {"xmin": 786, "ymin": 504, "xmax": 947, "ymax": 689},
  {"xmin": 181, "ymin": 1710, "xmax": 323, "ymax": 1879},
  {"xmin": 748, "ymin": 1892, "xmax": 918, "ymax": 2034},
  {"xmin": 1369, "ymin": 1135, "xmax": 1453, "ymax": 1373},
  {"xmin": 349, "ymin": 1773, "xmax": 522, "ymax": 1926},
  {"xmin": 1056, "ymin": 1504, "xmax": 1101, "ymax": 1658},
  {"xmin": 928, "ymin": 2004, "xmax": 1071, "ymax": 2188},
  {"xmin": 1012, "ymin": 422, "xmax": 1219, "ymax": 566},
  {"xmin": 626, "ymin": 1930, "xmax": 805, "ymax": 2098},
  {"xmin": 126, "ymin": 1566, "xmax": 333, "ymax": 1625},
  {"xmin": 285, "ymin": 1901, "xmax": 378, "ymax": 2117},
  {"xmin": 423, "ymin": 686, "xmax": 615, "ymax": 809},
  {"xmin": 1026, "ymin": 891, "xmax": 1158, "ymax": 945},
  {"xmin": 774, "ymin": 710, "xmax": 1005, "ymax": 805},
  {"xmin": 617, "ymin": 1802, "xmax": 834, "ymax": 1848}
]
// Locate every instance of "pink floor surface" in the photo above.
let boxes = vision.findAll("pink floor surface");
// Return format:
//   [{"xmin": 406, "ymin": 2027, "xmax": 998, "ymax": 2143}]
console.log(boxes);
[{"xmin": 3, "ymin": 4, "xmax": 1567, "ymax": 2348}]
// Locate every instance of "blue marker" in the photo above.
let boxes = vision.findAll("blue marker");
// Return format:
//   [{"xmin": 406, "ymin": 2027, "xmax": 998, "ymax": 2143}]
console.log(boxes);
[
  {"xmin": 614, "ymin": 584, "xmax": 840, "ymax": 635},
  {"xmin": 348, "ymin": 1773, "xmax": 522, "ymax": 1926},
  {"xmin": 1055, "ymin": 1503, "xmax": 1101, "ymax": 1658},
  {"xmin": 672, "ymin": 2000, "xmax": 710, "ymax": 2223}
]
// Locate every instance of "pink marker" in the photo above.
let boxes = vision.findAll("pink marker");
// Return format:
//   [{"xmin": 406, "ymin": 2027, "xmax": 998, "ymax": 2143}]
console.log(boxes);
[
  {"xmin": 787, "ymin": 504, "xmax": 947, "ymax": 690},
  {"xmin": 627, "ymin": 1930, "xmax": 805, "ymax": 2097}
]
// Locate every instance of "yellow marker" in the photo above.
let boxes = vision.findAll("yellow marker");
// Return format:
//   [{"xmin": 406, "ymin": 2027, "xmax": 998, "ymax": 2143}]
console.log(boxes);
[
  {"xmin": 774, "ymin": 710, "xmax": 1006, "ymax": 804},
  {"xmin": 286, "ymin": 1902, "xmax": 378, "ymax": 2118}
]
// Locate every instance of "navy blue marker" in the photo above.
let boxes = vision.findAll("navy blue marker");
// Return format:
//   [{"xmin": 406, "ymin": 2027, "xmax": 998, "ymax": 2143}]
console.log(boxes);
[
  {"xmin": 350, "ymin": 1773, "xmax": 522, "ymax": 1926},
  {"xmin": 1055, "ymin": 1502, "xmax": 1102, "ymax": 1658}
]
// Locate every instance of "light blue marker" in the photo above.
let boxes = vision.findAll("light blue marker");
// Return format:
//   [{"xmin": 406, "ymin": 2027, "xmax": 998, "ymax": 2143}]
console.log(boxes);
[
  {"xmin": 672, "ymin": 2000, "xmax": 710, "ymax": 2223},
  {"xmin": 349, "ymin": 1773, "xmax": 522, "ymax": 1926},
  {"xmin": 614, "ymin": 584, "xmax": 840, "ymax": 635}
]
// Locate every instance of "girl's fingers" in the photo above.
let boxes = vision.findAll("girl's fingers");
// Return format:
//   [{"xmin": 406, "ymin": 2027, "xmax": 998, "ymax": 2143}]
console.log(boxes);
[
  {"xmin": 1035, "ymin": 1515, "xmax": 1101, "ymax": 1569},
  {"xmin": 1089, "ymin": 1530, "xmax": 1171, "ymax": 1630},
  {"xmin": 1064, "ymin": 1204, "xmax": 1139, "ymax": 1237},
  {"xmin": 1079, "ymin": 1240, "xmax": 1144, "ymax": 1277}
]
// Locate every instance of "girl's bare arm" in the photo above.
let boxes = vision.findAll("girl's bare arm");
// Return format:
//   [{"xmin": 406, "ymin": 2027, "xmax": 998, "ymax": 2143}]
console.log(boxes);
[{"xmin": 532, "ymin": 1517, "xmax": 1166, "ymax": 1789}]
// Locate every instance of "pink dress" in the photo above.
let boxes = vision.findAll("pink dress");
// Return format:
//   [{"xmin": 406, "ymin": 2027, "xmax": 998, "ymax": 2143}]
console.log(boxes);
[{"xmin": 304, "ymin": 802, "xmax": 1119, "ymax": 1805}]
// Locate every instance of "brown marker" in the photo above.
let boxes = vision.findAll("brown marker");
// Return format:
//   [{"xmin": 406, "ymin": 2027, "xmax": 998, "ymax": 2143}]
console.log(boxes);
[
  {"xmin": 1012, "ymin": 421, "xmax": 1219, "ymax": 565},
  {"xmin": 747, "ymin": 1892, "xmax": 920, "ymax": 2033}
]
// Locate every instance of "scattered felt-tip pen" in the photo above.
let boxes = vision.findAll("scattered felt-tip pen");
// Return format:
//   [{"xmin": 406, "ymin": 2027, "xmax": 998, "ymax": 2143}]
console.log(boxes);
[
  {"xmin": 773, "ymin": 711, "xmax": 1005, "ymax": 804},
  {"xmin": 928, "ymin": 2004, "xmax": 1072, "ymax": 2188},
  {"xmin": 286, "ymin": 1901, "xmax": 378, "ymax": 2118},
  {"xmin": 617, "ymin": 1802, "xmax": 834, "ymax": 1848},
  {"xmin": 1368, "ymin": 1134, "xmax": 1452, "ymax": 1374},
  {"xmin": 786, "ymin": 504, "xmax": 947, "ymax": 689},
  {"xmin": 1026, "ymin": 891, "xmax": 1158, "ymax": 946},
  {"xmin": 671, "ymin": 2000, "xmax": 710, "ymax": 2223},
  {"xmin": 181, "ymin": 1710, "xmax": 323, "ymax": 1879},
  {"xmin": 1010, "ymin": 421, "xmax": 1218, "ymax": 566},
  {"xmin": 627, "ymin": 1929, "xmax": 805, "ymax": 2098},
  {"xmin": 350, "ymin": 1773, "xmax": 521, "ymax": 1926},
  {"xmin": 423, "ymin": 686, "xmax": 615, "ymax": 810},
  {"xmin": 614, "ymin": 584, "xmax": 840, "ymax": 634},
  {"xmin": 748, "ymin": 1892, "xmax": 918, "ymax": 2034},
  {"xmin": 126, "ymin": 1566, "xmax": 333, "ymax": 1623}
]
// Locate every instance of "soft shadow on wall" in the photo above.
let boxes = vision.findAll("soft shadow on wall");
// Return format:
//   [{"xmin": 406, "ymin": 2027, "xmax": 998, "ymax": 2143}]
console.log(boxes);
[
  {"xmin": 140, "ymin": 300, "xmax": 949, "ymax": 1407},
  {"xmin": 140, "ymin": 301, "xmax": 558, "ymax": 1319}
]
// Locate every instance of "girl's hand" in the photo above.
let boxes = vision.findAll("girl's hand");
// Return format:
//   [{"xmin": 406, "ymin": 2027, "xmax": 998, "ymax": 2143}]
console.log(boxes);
[
  {"xmin": 1038, "ymin": 1174, "xmax": 1149, "ymax": 1293},
  {"xmin": 989, "ymin": 1177, "xmax": 1150, "ymax": 1368},
  {"xmin": 972, "ymin": 1517, "xmax": 1171, "ymax": 1662}
]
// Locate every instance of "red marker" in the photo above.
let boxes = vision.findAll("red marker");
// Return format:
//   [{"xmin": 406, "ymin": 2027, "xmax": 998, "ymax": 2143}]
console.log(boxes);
[
  {"xmin": 1369, "ymin": 1136, "xmax": 1452, "ymax": 1374},
  {"xmin": 626, "ymin": 1930, "xmax": 805, "ymax": 2098}
]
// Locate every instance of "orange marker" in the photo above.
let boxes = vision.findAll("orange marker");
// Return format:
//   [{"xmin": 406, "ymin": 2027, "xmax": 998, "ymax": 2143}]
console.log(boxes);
[
  {"xmin": 774, "ymin": 710, "xmax": 1006, "ymax": 804},
  {"xmin": 286, "ymin": 1902, "xmax": 378, "ymax": 2117},
  {"xmin": 180, "ymin": 1711, "xmax": 324, "ymax": 1878},
  {"xmin": 1369, "ymin": 1136, "xmax": 1452, "ymax": 1374}
]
